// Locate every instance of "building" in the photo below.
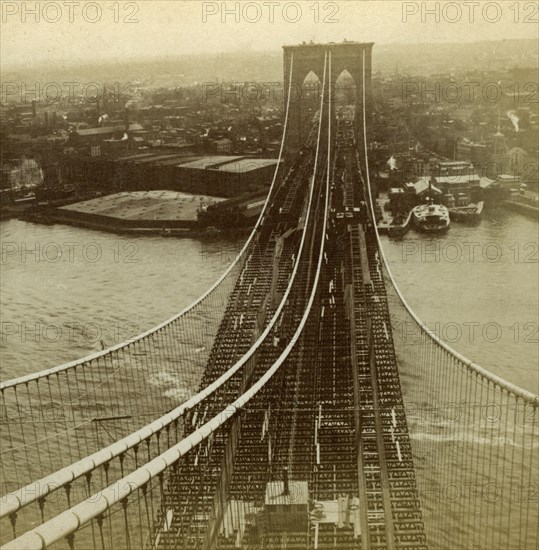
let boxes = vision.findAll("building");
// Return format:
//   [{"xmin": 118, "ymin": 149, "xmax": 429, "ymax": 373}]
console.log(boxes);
[
  {"xmin": 412, "ymin": 177, "xmax": 442, "ymax": 199},
  {"xmin": 456, "ymin": 139, "xmax": 489, "ymax": 169},
  {"xmin": 169, "ymin": 156, "xmax": 282, "ymax": 197},
  {"xmin": 211, "ymin": 138, "xmax": 232, "ymax": 153},
  {"xmin": 495, "ymin": 174, "xmax": 521, "ymax": 189},
  {"xmin": 69, "ymin": 123, "xmax": 144, "ymax": 146},
  {"xmin": 508, "ymin": 147, "xmax": 534, "ymax": 182},
  {"xmin": 489, "ymin": 131, "xmax": 510, "ymax": 177},
  {"xmin": 431, "ymin": 161, "xmax": 482, "ymax": 201},
  {"xmin": 264, "ymin": 480, "xmax": 309, "ymax": 533},
  {"xmin": 1, "ymin": 158, "xmax": 43, "ymax": 192}
]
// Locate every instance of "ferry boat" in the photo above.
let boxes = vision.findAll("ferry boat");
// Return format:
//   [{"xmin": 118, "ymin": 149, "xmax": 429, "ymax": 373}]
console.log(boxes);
[
  {"xmin": 448, "ymin": 201, "xmax": 484, "ymax": 224},
  {"xmin": 412, "ymin": 203, "xmax": 450, "ymax": 233}
]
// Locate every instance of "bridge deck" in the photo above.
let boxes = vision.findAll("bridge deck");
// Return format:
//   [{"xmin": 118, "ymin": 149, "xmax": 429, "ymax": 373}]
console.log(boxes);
[
  {"xmin": 1, "ymin": 45, "xmax": 537, "ymax": 550},
  {"xmin": 155, "ymin": 120, "xmax": 427, "ymax": 550}
]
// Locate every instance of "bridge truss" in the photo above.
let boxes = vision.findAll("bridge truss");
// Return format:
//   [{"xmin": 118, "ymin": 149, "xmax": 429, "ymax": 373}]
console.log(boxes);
[{"xmin": 1, "ymin": 47, "xmax": 537, "ymax": 550}]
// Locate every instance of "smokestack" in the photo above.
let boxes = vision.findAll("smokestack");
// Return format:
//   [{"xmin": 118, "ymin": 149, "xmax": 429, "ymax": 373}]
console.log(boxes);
[
  {"xmin": 283, "ymin": 467, "xmax": 289, "ymax": 496},
  {"xmin": 124, "ymin": 107, "xmax": 129, "ymax": 132},
  {"xmin": 506, "ymin": 111, "xmax": 519, "ymax": 133},
  {"xmin": 31, "ymin": 100, "xmax": 37, "ymax": 136}
]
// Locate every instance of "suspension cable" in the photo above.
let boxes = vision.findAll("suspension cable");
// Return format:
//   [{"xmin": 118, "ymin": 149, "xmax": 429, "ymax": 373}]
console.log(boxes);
[
  {"xmin": 359, "ymin": 51, "xmax": 538, "ymax": 405},
  {"xmin": 1, "ymin": 50, "xmax": 333, "ymax": 550}
]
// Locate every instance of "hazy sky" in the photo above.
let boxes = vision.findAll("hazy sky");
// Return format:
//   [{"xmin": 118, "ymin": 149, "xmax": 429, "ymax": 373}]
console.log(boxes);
[{"xmin": 1, "ymin": 0, "xmax": 537, "ymax": 68}]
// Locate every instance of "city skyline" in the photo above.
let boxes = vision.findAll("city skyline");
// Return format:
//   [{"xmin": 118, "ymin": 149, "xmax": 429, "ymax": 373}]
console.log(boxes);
[{"xmin": 1, "ymin": 3, "xmax": 537, "ymax": 549}]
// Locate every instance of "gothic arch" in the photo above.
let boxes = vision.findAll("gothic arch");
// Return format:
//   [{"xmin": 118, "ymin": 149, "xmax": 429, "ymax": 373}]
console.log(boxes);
[{"xmin": 283, "ymin": 42, "xmax": 373, "ymax": 151}]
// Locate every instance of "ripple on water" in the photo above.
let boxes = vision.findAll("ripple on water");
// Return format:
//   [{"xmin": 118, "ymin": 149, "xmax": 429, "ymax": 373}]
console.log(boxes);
[
  {"xmin": 0, "ymin": 219, "xmax": 243, "ymax": 379},
  {"xmin": 381, "ymin": 209, "xmax": 538, "ymax": 391}
]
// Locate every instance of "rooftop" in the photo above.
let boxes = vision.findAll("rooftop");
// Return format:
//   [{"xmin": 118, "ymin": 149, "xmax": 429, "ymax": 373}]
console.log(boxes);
[
  {"xmin": 60, "ymin": 190, "xmax": 225, "ymax": 222},
  {"xmin": 214, "ymin": 158, "xmax": 281, "ymax": 173},
  {"xmin": 178, "ymin": 156, "xmax": 245, "ymax": 170},
  {"xmin": 131, "ymin": 154, "xmax": 188, "ymax": 164},
  {"xmin": 74, "ymin": 123, "xmax": 144, "ymax": 137},
  {"xmin": 155, "ymin": 156, "xmax": 201, "ymax": 166},
  {"xmin": 284, "ymin": 40, "xmax": 374, "ymax": 50},
  {"xmin": 434, "ymin": 175, "xmax": 480, "ymax": 185},
  {"xmin": 414, "ymin": 178, "xmax": 442, "ymax": 195},
  {"xmin": 116, "ymin": 153, "xmax": 156, "ymax": 161},
  {"xmin": 438, "ymin": 160, "xmax": 474, "ymax": 167}
]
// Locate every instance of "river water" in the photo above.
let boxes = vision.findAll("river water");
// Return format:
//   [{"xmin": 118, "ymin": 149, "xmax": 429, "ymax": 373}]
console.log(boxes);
[
  {"xmin": 0, "ymin": 209, "xmax": 537, "ymax": 548},
  {"xmin": 1, "ymin": 207, "xmax": 536, "ymax": 391},
  {"xmin": 0, "ymin": 219, "xmax": 244, "ymax": 379},
  {"xmin": 380, "ymin": 206, "xmax": 538, "ymax": 391}
]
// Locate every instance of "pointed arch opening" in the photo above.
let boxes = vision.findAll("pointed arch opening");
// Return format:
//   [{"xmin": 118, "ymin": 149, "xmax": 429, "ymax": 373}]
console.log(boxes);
[
  {"xmin": 334, "ymin": 69, "xmax": 357, "ymax": 121},
  {"xmin": 301, "ymin": 70, "xmax": 322, "ymax": 126}
]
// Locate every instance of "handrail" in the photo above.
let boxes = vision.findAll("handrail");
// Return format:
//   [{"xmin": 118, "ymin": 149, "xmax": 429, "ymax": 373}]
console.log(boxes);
[
  {"xmin": 0, "ymin": 59, "xmax": 293, "ymax": 391},
  {"xmin": 359, "ymin": 50, "xmax": 538, "ymax": 406},
  {"xmin": 0, "ymin": 52, "xmax": 317, "ymax": 520},
  {"xmin": 0, "ymin": 51, "xmax": 332, "ymax": 550}
]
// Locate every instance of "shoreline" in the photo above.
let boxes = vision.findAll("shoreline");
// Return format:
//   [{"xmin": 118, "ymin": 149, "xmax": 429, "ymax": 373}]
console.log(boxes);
[
  {"xmin": 12, "ymin": 205, "xmax": 252, "ymax": 239},
  {"xmin": 502, "ymin": 200, "xmax": 539, "ymax": 220},
  {"xmin": 3, "ymin": 196, "xmax": 536, "ymax": 239}
]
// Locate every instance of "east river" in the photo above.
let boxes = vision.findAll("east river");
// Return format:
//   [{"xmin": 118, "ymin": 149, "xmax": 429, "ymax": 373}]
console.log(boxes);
[
  {"xmin": 0, "ymin": 219, "xmax": 244, "ymax": 378},
  {"xmin": 0, "ymin": 208, "xmax": 537, "ymax": 549},
  {"xmin": 380, "ymin": 207, "xmax": 538, "ymax": 391},
  {"xmin": 2, "ymin": 208, "xmax": 536, "ymax": 389}
]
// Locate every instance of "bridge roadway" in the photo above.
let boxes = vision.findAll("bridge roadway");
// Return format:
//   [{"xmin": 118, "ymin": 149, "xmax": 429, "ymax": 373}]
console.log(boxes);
[
  {"xmin": 0, "ymin": 50, "xmax": 430, "ymax": 549},
  {"xmin": 2, "ymin": 45, "xmax": 538, "ymax": 550},
  {"xmin": 153, "ymin": 118, "xmax": 427, "ymax": 550},
  {"xmin": 1, "ymin": 46, "xmax": 537, "ymax": 550}
]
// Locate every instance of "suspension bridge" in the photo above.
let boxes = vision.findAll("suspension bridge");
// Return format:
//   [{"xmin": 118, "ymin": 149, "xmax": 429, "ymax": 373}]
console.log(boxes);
[{"xmin": 1, "ymin": 42, "xmax": 537, "ymax": 550}]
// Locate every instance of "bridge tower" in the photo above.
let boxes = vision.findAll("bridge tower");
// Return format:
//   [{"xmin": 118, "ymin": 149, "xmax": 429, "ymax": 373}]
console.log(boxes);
[{"xmin": 283, "ymin": 41, "xmax": 374, "ymax": 151}]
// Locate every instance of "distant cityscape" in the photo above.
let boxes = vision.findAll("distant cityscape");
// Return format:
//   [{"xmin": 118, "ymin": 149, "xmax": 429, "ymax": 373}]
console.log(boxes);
[
  {"xmin": 1, "ymin": 27, "xmax": 538, "ymax": 550},
  {"xmin": 1, "ymin": 39, "xmax": 537, "ymax": 229}
]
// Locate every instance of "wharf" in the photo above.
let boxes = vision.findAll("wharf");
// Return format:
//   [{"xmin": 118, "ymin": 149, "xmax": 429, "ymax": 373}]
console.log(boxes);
[
  {"xmin": 18, "ymin": 191, "xmax": 232, "ymax": 237},
  {"xmin": 503, "ymin": 199, "xmax": 539, "ymax": 220}
]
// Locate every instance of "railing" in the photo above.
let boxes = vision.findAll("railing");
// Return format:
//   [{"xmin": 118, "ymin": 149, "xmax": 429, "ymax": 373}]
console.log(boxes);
[
  {"xmin": 360, "ymin": 48, "xmax": 539, "ymax": 550},
  {"xmin": 0, "ymin": 55, "xmax": 303, "ymax": 500},
  {"xmin": 2, "ymin": 45, "xmax": 537, "ymax": 550},
  {"xmin": 0, "ymin": 51, "xmax": 332, "ymax": 550},
  {"xmin": 384, "ymin": 277, "xmax": 538, "ymax": 550},
  {"xmin": 0, "ymin": 51, "xmax": 330, "ymax": 545},
  {"xmin": 0, "ymin": 54, "xmax": 304, "ymax": 546}
]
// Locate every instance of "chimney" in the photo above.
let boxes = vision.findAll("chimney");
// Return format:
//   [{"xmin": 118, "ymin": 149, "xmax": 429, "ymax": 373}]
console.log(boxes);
[
  {"xmin": 31, "ymin": 100, "xmax": 37, "ymax": 136},
  {"xmin": 283, "ymin": 467, "xmax": 289, "ymax": 496}
]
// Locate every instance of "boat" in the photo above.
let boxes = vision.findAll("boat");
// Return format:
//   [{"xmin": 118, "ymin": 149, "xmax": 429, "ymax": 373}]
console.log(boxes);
[
  {"xmin": 412, "ymin": 203, "xmax": 450, "ymax": 233},
  {"xmin": 448, "ymin": 201, "xmax": 484, "ymax": 224},
  {"xmin": 388, "ymin": 210, "xmax": 412, "ymax": 237}
]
